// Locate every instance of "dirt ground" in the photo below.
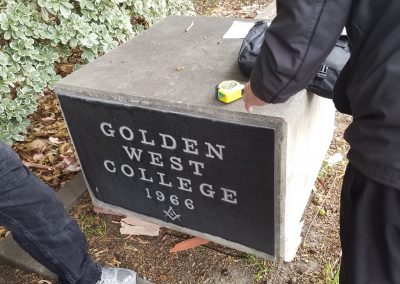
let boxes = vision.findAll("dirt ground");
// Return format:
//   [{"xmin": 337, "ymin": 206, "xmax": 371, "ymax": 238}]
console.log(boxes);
[{"xmin": 1, "ymin": 1, "xmax": 353, "ymax": 283}]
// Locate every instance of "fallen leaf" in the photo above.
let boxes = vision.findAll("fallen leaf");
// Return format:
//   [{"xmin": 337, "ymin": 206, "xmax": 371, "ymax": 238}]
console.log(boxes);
[
  {"xmin": 64, "ymin": 160, "xmax": 81, "ymax": 173},
  {"xmin": 0, "ymin": 226, "xmax": 7, "ymax": 235},
  {"xmin": 49, "ymin": 137, "xmax": 63, "ymax": 144},
  {"xmin": 58, "ymin": 63, "xmax": 74, "ymax": 75},
  {"xmin": 136, "ymin": 237, "xmax": 149, "ymax": 244},
  {"xmin": 45, "ymin": 152, "xmax": 55, "ymax": 164},
  {"xmin": 33, "ymin": 153, "xmax": 45, "ymax": 162},
  {"xmin": 64, "ymin": 156, "xmax": 76, "ymax": 165},
  {"xmin": 112, "ymin": 257, "xmax": 121, "ymax": 267},
  {"xmin": 41, "ymin": 116, "xmax": 56, "ymax": 122},
  {"xmin": 94, "ymin": 249, "xmax": 109, "ymax": 256},
  {"xmin": 120, "ymin": 216, "xmax": 160, "ymax": 237},
  {"xmin": 124, "ymin": 244, "xmax": 138, "ymax": 251},
  {"xmin": 28, "ymin": 139, "xmax": 47, "ymax": 152},
  {"xmin": 38, "ymin": 280, "xmax": 53, "ymax": 284},
  {"xmin": 22, "ymin": 161, "xmax": 53, "ymax": 170},
  {"xmin": 170, "ymin": 237, "xmax": 209, "ymax": 253},
  {"xmin": 59, "ymin": 143, "xmax": 71, "ymax": 154}
]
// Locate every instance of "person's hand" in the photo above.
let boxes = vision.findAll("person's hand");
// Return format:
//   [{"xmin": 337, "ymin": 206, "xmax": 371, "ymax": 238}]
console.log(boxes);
[{"xmin": 243, "ymin": 82, "xmax": 267, "ymax": 112}]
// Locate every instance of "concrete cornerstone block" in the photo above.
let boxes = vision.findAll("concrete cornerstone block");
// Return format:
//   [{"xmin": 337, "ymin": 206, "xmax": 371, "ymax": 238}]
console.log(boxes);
[{"xmin": 55, "ymin": 16, "xmax": 335, "ymax": 262}]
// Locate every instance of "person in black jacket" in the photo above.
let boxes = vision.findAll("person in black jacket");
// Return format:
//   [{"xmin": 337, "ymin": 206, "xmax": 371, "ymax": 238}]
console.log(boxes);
[{"xmin": 243, "ymin": 0, "xmax": 400, "ymax": 283}]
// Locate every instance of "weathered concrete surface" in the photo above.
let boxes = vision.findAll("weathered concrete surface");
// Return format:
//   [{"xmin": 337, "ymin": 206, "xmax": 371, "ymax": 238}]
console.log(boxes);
[
  {"xmin": 256, "ymin": 1, "xmax": 276, "ymax": 20},
  {"xmin": 0, "ymin": 235, "xmax": 56, "ymax": 280},
  {"xmin": 55, "ymin": 16, "xmax": 335, "ymax": 261},
  {"xmin": 256, "ymin": 2, "xmax": 334, "ymax": 261},
  {"xmin": 256, "ymin": 3, "xmax": 335, "ymax": 260}
]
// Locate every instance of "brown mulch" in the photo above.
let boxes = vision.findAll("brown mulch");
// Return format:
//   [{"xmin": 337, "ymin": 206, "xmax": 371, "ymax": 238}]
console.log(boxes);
[
  {"xmin": 11, "ymin": 48, "xmax": 84, "ymax": 190},
  {"xmin": 1, "ymin": 1, "xmax": 353, "ymax": 283},
  {"xmin": 194, "ymin": 0, "xmax": 272, "ymax": 18},
  {"xmin": 12, "ymin": 91, "xmax": 79, "ymax": 189}
]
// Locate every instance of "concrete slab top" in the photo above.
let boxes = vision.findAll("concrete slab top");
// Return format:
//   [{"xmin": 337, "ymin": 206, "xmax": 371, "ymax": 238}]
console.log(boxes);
[{"xmin": 56, "ymin": 16, "xmax": 309, "ymax": 123}]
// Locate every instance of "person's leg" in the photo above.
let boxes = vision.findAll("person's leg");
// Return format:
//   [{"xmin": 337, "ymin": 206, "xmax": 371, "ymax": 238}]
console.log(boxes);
[
  {"xmin": 340, "ymin": 164, "xmax": 400, "ymax": 284},
  {"xmin": 0, "ymin": 141, "xmax": 101, "ymax": 284}
]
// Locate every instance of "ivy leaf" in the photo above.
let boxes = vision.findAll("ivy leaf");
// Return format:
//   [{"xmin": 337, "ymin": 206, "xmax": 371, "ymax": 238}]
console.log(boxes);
[
  {"xmin": 69, "ymin": 38, "xmax": 78, "ymax": 48},
  {"xmin": 62, "ymin": 1, "xmax": 74, "ymax": 9},
  {"xmin": 0, "ymin": 0, "xmax": 194, "ymax": 144},
  {"xmin": 60, "ymin": 5, "xmax": 71, "ymax": 18},
  {"xmin": 1, "ymin": 20, "xmax": 9, "ymax": 31},
  {"xmin": 12, "ymin": 53, "xmax": 20, "ymax": 63},
  {"xmin": 0, "ymin": 53, "xmax": 8, "ymax": 66},
  {"xmin": 41, "ymin": 7, "xmax": 49, "ymax": 21},
  {"xmin": 52, "ymin": 2, "xmax": 60, "ymax": 12},
  {"xmin": 4, "ymin": 31, "xmax": 11, "ymax": 40},
  {"xmin": 13, "ymin": 134, "xmax": 24, "ymax": 141},
  {"xmin": 0, "ymin": 85, "xmax": 10, "ymax": 93},
  {"xmin": 37, "ymin": 0, "xmax": 47, "ymax": 8}
]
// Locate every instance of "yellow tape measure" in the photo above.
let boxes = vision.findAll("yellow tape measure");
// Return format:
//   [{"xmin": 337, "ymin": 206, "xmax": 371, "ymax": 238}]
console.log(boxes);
[{"xmin": 216, "ymin": 80, "xmax": 245, "ymax": 103}]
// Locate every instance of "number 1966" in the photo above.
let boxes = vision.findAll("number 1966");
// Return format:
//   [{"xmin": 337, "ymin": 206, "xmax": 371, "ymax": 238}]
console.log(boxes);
[{"xmin": 144, "ymin": 188, "xmax": 195, "ymax": 210}]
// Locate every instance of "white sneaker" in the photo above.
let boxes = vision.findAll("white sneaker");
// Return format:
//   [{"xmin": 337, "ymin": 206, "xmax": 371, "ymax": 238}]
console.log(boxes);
[{"xmin": 96, "ymin": 267, "xmax": 137, "ymax": 284}]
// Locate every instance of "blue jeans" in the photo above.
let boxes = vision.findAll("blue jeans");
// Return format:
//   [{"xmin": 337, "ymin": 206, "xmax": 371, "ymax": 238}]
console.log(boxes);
[{"xmin": 0, "ymin": 141, "xmax": 101, "ymax": 283}]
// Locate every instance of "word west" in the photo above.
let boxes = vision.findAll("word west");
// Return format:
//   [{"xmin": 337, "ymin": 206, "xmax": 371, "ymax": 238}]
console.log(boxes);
[{"xmin": 100, "ymin": 122, "xmax": 239, "ymax": 210}]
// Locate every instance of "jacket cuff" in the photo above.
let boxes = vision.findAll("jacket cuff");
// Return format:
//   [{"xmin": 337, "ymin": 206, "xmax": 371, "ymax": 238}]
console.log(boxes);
[{"xmin": 249, "ymin": 50, "xmax": 290, "ymax": 104}]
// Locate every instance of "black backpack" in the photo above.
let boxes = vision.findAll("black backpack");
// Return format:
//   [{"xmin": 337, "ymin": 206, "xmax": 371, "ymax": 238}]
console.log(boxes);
[
  {"xmin": 238, "ymin": 21, "xmax": 351, "ymax": 99},
  {"xmin": 238, "ymin": 20, "xmax": 269, "ymax": 78}
]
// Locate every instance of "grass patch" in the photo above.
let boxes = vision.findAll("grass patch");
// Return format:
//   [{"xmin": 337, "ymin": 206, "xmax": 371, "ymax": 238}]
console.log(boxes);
[
  {"xmin": 77, "ymin": 213, "xmax": 107, "ymax": 239},
  {"xmin": 323, "ymin": 261, "xmax": 340, "ymax": 284},
  {"xmin": 245, "ymin": 254, "xmax": 271, "ymax": 281}
]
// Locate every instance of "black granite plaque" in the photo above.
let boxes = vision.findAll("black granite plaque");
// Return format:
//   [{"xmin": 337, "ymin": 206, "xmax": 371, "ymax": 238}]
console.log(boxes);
[{"xmin": 58, "ymin": 95, "xmax": 276, "ymax": 256}]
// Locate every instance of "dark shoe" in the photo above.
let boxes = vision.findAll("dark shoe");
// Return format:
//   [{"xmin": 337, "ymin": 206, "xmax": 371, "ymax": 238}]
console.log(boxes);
[{"xmin": 96, "ymin": 267, "xmax": 137, "ymax": 284}]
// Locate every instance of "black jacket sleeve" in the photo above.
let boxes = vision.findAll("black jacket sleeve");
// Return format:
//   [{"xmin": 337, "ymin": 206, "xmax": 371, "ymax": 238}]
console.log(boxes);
[{"xmin": 250, "ymin": 0, "xmax": 352, "ymax": 103}]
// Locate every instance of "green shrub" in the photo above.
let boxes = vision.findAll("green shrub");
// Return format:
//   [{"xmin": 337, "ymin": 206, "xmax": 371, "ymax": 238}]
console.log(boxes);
[{"xmin": 0, "ymin": 0, "xmax": 194, "ymax": 144}]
